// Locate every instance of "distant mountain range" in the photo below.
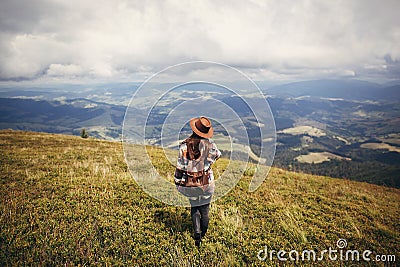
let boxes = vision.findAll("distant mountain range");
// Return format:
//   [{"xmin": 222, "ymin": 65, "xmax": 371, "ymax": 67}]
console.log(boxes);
[
  {"xmin": 266, "ymin": 79, "xmax": 400, "ymax": 101},
  {"xmin": 0, "ymin": 98, "xmax": 125, "ymax": 139},
  {"xmin": 1, "ymin": 79, "xmax": 399, "ymax": 187}
]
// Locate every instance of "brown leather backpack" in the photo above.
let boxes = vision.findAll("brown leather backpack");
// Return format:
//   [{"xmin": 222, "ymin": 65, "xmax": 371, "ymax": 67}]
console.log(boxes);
[{"xmin": 176, "ymin": 138, "xmax": 211, "ymax": 187}]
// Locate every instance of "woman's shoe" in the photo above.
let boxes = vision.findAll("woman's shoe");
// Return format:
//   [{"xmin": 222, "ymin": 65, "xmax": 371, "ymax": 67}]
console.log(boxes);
[{"xmin": 194, "ymin": 232, "xmax": 201, "ymax": 247}]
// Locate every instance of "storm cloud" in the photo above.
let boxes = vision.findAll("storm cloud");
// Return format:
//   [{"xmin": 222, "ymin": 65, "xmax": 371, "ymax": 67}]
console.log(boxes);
[{"xmin": 0, "ymin": 0, "xmax": 399, "ymax": 82}]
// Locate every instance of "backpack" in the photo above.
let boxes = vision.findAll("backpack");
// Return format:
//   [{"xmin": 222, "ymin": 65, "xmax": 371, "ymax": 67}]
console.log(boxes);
[{"xmin": 175, "ymin": 138, "xmax": 211, "ymax": 187}]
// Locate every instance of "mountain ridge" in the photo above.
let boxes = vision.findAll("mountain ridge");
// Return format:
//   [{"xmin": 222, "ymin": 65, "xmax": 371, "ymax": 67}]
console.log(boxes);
[
  {"xmin": 1, "ymin": 79, "xmax": 399, "ymax": 187},
  {"xmin": 266, "ymin": 79, "xmax": 400, "ymax": 101}
]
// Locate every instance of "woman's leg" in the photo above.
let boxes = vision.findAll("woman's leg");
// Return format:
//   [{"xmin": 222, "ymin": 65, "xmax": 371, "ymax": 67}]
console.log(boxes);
[
  {"xmin": 190, "ymin": 205, "xmax": 201, "ymax": 241},
  {"xmin": 199, "ymin": 203, "xmax": 210, "ymax": 237},
  {"xmin": 189, "ymin": 196, "xmax": 211, "ymax": 246}
]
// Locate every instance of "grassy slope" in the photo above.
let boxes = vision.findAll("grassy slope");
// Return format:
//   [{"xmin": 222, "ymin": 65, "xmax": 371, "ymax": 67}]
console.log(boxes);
[{"xmin": 0, "ymin": 130, "xmax": 399, "ymax": 266}]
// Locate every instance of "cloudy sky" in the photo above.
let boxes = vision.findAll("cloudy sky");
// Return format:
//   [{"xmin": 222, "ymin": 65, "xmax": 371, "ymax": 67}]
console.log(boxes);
[{"xmin": 0, "ymin": 0, "xmax": 399, "ymax": 84}]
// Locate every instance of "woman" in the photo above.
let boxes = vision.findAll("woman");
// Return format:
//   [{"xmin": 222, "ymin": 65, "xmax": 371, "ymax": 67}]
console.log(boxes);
[{"xmin": 174, "ymin": 116, "xmax": 221, "ymax": 247}]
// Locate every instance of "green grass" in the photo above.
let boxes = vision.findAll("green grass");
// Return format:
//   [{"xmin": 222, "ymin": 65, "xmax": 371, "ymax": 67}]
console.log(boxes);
[{"xmin": 0, "ymin": 130, "xmax": 399, "ymax": 266}]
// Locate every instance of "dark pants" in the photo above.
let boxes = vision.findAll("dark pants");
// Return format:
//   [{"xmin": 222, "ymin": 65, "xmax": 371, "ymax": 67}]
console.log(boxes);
[{"xmin": 190, "ymin": 202, "xmax": 210, "ymax": 240}]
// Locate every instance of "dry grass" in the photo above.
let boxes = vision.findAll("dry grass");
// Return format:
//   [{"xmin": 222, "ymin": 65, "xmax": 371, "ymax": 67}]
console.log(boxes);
[
  {"xmin": 295, "ymin": 152, "xmax": 351, "ymax": 164},
  {"xmin": 361, "ymin": 142, "xmax": 400, "ymax": 153},
  {"xmin": 1, "ymin": 130, "xmax": 399, "ymax": 266}
]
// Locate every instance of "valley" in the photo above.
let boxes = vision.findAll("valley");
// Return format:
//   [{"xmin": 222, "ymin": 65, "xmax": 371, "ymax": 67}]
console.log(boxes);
[{"xmin": 1, "ymin": 79, "xmax": 399, "ymax": 187}]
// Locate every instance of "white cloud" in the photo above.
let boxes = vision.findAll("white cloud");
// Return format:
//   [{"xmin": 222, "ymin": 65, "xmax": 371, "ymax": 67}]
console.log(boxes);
[
  {"xmin": 0, "ymin": 0, "xmax": 399, "ymax": 82},
  {"xmin": 47, "ymin": 64, "xmax": 84, "ymax": 77}
]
